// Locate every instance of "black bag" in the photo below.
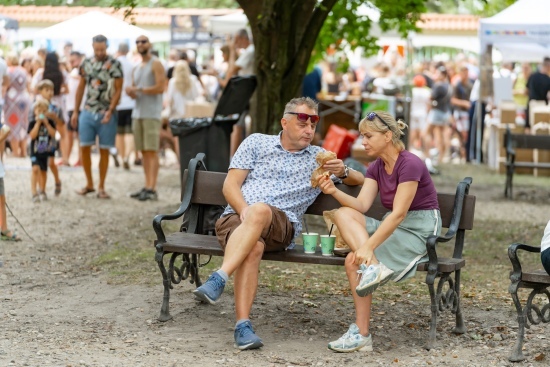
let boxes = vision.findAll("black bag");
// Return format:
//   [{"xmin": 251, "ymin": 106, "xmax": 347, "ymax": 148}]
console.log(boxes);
[{"xmin": 181, "ymin": 205, "xmax": 225, "ymax": 236}]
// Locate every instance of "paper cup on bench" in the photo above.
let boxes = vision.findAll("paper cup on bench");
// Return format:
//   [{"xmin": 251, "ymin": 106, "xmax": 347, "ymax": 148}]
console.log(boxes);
[
  {"xmin": 302, "ymin": 233, "xmax": 319, "ymax": 254},
  {"xmin": 320, "ymin": 235, "xmax": 336, "ymax": 256}
]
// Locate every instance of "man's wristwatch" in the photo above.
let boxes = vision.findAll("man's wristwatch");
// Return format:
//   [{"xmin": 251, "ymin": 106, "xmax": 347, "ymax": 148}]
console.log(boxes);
[{"xmin": 339, "ymin": 165, "xmax": 349, "ymax": 179}]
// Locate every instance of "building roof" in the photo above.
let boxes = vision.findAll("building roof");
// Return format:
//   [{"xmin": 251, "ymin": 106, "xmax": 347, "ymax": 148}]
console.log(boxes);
[
  {"xmin": 0, "ymin": 5, "xmax": 240, "ymax": 27},
  {"xmin": 0, "ymin": 5, "xmax": 480, "ymax": 31},
  {"xmin": 419, "ymin": 13, "xmax": 479, "ymax": 31}
]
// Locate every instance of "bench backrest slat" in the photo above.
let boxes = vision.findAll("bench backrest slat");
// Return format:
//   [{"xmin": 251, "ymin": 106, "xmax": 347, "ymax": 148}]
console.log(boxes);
[
  {"xmin": 185, "ymin": 170, "xmax": 475, "ymax": 230},
  {"xmin": 504, "ymin": 133, "xmax": 550, "ymax": 150}
]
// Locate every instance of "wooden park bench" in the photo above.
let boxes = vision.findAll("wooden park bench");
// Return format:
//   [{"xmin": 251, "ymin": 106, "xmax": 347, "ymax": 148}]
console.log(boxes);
[
  {"xmin": 504, "ymin": 127, "xmax": 550, "ymax": 199},
  {"xmin": 507, "ymin": 243, "xmax": 550, "ymax": 362},
  {"xmin": 152, "ymin": 153, "xmax": 476, "ymax": 350}
]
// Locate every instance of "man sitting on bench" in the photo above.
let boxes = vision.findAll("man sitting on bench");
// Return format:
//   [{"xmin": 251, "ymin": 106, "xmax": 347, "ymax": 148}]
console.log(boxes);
[{"xmin": 192, "ymin": 97, "xmax": 364, "ymax": 350}]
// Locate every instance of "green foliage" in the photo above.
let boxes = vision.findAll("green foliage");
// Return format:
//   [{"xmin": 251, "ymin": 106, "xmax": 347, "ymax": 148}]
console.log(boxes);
[
  {"xmin": 425, "ymin": 0, "xmax": 516, "ymax": 16},
  {"xmin": 311, "ymin": 0, "xmax": 426, "ymax": 71}
]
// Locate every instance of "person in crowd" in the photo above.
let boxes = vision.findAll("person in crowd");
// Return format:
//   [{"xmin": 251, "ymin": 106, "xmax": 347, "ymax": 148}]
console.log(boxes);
[
  {"xmin": 467, "ymin": 78, "xmax": 485, "ymax": 163},
  {"xmin": 20, "ymin": 58, "xmax": 32, "ymax": 77},
  {"xmin": 513, "ymin": 62, "xmax": 531, "ymax": 110},
  {"xmin": 0, "ymin": 122, "xmax": 21, "ymax": 241},
  {"xmin": 162, "ymin": 60, "xmax": 201, "ymax": 164},
  {"xmin": 451, "ymin": 65, "xmax": 473, "ymax": 162},
  {"xmin": 32, "ymin": 52, "xmax": 68, "ymax": 166},
  {"xmin": 126, "ymin": 35, "xmax": 165, "ymax": 201},
  {"xmin": 113, "ymin": 42, "xmax": 136, "ymax": 170},
  {"xmin": 221, "ymin": 28, "xmax": 255, "ymax": 157},
  {"xmin": 315, "ymin": 111, "xmax": 441, "ymax": 353},
  {"xmin": 35, "ymin": 79, "xmax": 64, "ymax": 196},
  {"xmin": 542, "ymin": 220, "xmax": 550, "ymax": 276},
  {"xmin": 3, "ymin": 53, "xmax": 31, "ymax": 158},
  {"xmin": 0, "ymin": 56, "xmax": 8, "ymax": 159},
  {"xmin": 525, "ymin": 57, "xmax": 550, "ymax": 133},
  {"xmin": 409, "ymin": 74, "xmax": 431, "ymax": 154},
  {"xmin": 424, "ymin": 66, "xmax": 452, "ymax": 167},
  {"xmin": 192, "ymin": 97, "xmax": 364, "ymax": 350},
  {"xmin": 65, "ymin": 51, "xmax": 84, "ymax": 167},
  {"xmin": 71, "ymin": 34, "xmax": 123, "ymax": 199},
  {"xmin": 28, "ymin": 98, "xmax": 56, "ymax": 202}
]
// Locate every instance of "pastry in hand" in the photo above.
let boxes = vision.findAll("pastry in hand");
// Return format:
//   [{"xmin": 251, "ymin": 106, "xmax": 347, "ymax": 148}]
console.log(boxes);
[{"xmin": 310, "ymin": 151, "xmax": 337, "ymax": 188}]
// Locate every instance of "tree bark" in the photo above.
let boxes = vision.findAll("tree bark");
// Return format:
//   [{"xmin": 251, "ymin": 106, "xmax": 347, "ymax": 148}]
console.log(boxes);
[{"xmin": 238, "ymin": 0, "xmax": 337, "ymax": 134}]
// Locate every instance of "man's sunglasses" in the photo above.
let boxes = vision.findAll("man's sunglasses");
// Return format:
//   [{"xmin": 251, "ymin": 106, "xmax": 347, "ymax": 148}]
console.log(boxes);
[
  {"xmin": 136, "ymin": 40, "xmax": 148, "ymax": 44},
  {"xmin": 366, "ymin": 112, "xmax": 390, "ymax": 129},
  {"xmin": 286, "ymin": 112, "xmax": 320, "ymax": 124}
]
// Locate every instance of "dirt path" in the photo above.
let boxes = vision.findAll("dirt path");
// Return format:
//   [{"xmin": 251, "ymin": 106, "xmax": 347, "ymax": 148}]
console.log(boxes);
[{"xmin": 1, "ymin": 156, "xmax": 548, "ymax": 367}]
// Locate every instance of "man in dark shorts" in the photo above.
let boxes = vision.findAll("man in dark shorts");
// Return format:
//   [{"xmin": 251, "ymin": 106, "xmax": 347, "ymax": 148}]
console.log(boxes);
[{"xmin": 192, "ymin": 97, "xmax": 364, "ymax": 350}]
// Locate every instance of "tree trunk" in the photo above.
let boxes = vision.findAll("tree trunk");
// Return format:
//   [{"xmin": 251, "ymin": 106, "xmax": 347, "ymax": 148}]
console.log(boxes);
[{"xmin": 238, "ymin": 0, "xmax": 337, "ymax": 134}]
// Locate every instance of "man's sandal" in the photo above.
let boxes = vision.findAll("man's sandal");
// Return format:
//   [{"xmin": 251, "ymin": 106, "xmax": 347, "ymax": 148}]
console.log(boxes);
[
  {"xmin": 1, "ymin": 230, "xmax": 22, "ymax": 242},
  {"xmin": 76, "ymin": 187, "xmax": 95, "ymax": 196},
  {"xmin": 55, "ymin": 182, "xmax": 62, "ymax": 196}
]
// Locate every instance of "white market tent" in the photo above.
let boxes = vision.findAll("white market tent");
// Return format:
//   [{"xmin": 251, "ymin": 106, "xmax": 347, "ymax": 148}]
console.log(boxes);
[
  {"xmin": 209, "ymin": 11, "xmax": 248, "ymax": 35},
  {"xmin": 479, "ymin": 0, "xmax": 550, "ymax": 62},
  {"xmin": 33, "ymin": 11, "xmax": 150, "ymax": 56}
]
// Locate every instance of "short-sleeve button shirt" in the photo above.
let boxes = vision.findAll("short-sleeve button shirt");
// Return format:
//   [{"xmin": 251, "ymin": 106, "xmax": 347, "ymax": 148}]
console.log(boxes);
[
  {"xmin": 223, "ymin": 132, "xmax": 325, "ymax": 237},
  {"xmin": 80, "ymin": 55, "xmax": 123, "ymax": 114}
]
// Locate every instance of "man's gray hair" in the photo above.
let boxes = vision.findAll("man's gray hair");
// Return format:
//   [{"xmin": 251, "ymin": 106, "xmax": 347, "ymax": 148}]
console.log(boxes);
[
  {"xmin": 235, "ymin": 28, "xmax": 249, "ymax": 40},
  {"xmin": 283, "ymin": 97, "xmax": 318, "ymax": 115},
  {"xmin": 118, "ymin": 42, "xmax": 129, "ymax": 54}
]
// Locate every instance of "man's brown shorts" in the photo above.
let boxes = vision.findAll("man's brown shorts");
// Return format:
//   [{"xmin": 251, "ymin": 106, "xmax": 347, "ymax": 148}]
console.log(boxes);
[{"xmin": 215, "ymin": 205, "xmax": 294, "ymax": 252}]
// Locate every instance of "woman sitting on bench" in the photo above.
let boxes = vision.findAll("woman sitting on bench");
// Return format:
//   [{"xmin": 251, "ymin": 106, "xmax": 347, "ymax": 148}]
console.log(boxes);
[
  {"xmin": 317, "ymin": 111, "xmax": 442, "ymax": 353},
  {"xmin": 542, "ymin": 220, "xmax": 550, "ymax": 276}
]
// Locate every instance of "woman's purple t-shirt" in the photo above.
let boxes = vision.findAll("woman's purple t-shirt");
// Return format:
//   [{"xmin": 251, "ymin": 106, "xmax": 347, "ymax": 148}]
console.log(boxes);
[{"xmin": 366, "ymin": 150, "xmax": 439, "ymax": 211}]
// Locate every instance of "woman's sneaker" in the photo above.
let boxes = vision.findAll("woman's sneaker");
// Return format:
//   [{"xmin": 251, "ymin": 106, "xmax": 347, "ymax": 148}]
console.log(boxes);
[
  {"xmin": 234, "ymin": 320, "xmax": 263, "ymax": 350},
  {"xmin": 328, "ymin": 323, "xmax": 372, "ymax": 353},
  {"xmin": 355, "ymin": 263, "xmax": 394, "ymax": 297}
]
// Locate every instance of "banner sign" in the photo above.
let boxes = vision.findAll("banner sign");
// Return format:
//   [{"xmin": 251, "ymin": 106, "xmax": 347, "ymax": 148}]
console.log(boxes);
[{"xmin": 170, "ymin": 15, "xmax": 211, "ymax": 48}]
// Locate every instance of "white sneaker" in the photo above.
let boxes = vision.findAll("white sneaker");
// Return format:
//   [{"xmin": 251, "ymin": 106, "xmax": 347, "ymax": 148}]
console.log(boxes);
[
  {"xmin": 355, "ymin": 263, "xmax": 394, "ymax": 297},
  {"xmin": 328, "ymin": 323, "xmax": 372, "ymax": 353}
]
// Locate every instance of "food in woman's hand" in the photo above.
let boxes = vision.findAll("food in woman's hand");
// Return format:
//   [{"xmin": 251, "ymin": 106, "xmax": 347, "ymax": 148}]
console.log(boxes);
[{"xmin": 310, "ymin": 151, "xmax": 337, "ymax": 188}]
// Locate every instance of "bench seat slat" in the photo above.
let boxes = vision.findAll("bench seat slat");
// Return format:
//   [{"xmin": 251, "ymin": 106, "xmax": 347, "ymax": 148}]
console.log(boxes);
[
  {"xmin": 506, "ymin": 162, "xmax": 550, "ymax": 169},
  {"xmin": 163, "ymin": 233, "xmax": 465, "ymax": 271},
  {"xmin": 521, "ymin": 269, "xmax": 550, "ymax": 284}
]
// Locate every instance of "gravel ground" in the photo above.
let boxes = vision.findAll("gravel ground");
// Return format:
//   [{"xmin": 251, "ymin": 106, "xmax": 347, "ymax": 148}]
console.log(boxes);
[{"xmin": 0, "ymin": 155, "xmax": 549, "ymax": 367}]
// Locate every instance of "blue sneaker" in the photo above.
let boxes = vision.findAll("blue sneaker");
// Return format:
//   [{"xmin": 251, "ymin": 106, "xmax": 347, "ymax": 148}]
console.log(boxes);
[
  {"xmin": 234, "ymin": 320, "xmax": 263, "ymax": 350},
  {"xmin": 193, "ymin": 272, "xmax": 226, "ymax": 304}
]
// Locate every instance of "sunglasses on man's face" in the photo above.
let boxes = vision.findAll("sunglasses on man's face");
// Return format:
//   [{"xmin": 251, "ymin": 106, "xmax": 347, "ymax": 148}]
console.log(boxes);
[
  {"xmin": 366, "ymin": 112, "xmax": 390, "ymax": 129},
  {"xmin": 286, "ymin": 112, "xmax": 320, "ymax": 124},
  {"xmin": 136, "ymin": 40, "xmax": 148, "ymax": 44}
]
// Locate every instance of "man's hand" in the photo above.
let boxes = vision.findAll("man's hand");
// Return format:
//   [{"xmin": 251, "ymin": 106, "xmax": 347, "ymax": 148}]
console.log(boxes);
[
  {"xmin": 70, "ymin": 111, "xmax": 79, "ymax": 129},
  {"xmin": 101, "ymin": 110, "xmax": 112, "ymax": 124},
  {"xmin": 354, "ymin": 245, "xmax": 375, "ymax": 266},
  {"xmin": 323, "ymin": 159, "xmax": 346, "ymax": 178},
  {"xmin": 239, "ymin": 206, "xmax": 250, "ymax": 222},
  {"xmin": 126, "ymin": 86, "xmax": 138, "ymax": 99}
]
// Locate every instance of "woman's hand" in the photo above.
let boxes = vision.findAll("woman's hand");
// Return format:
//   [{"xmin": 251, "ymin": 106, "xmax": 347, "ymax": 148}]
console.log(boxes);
[
  {"xmin": 354, "ymin": 244, "xmax": 375, "ymax": 266},
  {"xmin": 317, "ymin": 173, "xmax": 337, "ymax": 195}
]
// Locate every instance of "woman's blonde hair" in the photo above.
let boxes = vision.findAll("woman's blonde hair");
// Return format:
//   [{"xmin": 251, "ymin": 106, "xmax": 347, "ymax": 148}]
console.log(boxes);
[
  {"xmin": 173, "ymin": 60, "xmax": 192, "ymax": 95},
  {"xmin": 6, "ymin": 52, "xmax": 19, "ymax": 66},
  {"xmin": 358, "ymin": 110, "xmax": 408, "ymax": 151}
]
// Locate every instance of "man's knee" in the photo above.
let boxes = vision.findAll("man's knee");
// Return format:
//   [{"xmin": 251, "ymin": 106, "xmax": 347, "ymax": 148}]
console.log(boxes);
[{"xmin": 243, "ymin": 203, "xmax": 272, "ymax": 226}]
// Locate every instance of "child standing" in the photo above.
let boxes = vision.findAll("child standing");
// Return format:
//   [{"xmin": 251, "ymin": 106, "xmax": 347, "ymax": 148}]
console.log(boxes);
[
  {"xmin": 28, "ymin": 99, "xmax": 56, "ymax": 202},
  {"xmin": 35, "ymin": 79, "xmax": 64, "ymax": 196}
]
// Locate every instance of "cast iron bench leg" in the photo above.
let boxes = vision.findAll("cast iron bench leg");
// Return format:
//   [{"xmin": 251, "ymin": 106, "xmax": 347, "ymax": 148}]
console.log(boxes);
[
  {"xmin": 453, "ymin": 269, "xmax": 467, "ymax": 334},
  {"xmin": 426, "ymin": 281, "xmax": 438, "ymax": 350},
  {"xmin": 509, "ymin": 286, "xmax": 526, "ymax": 362},
  {"xmin": 155, "ymin": 247, "xmax": 173, "ymax": 322}
]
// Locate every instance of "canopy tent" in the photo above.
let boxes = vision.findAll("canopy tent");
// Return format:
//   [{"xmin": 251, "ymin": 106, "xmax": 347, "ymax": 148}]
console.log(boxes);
[
  {"xmin": 33, "ymin": 11, "xmax": 150, "ymax": 56},
  {"xmin": 479, "ymin": 0, "xmax": 550, "ymax": 62},
  {"xmin": 0, "ymin": 14, "xmax": 19, "ymax": 30},
  {"xmin": 209, "ymin": 11, "xmax": 248, "ymax": 35}
]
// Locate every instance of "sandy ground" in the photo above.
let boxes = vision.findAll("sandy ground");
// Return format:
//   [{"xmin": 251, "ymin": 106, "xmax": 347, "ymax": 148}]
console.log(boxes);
[{"xmin": 0, "ymin": 154, "xmax": 549, "ymax": 367}]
